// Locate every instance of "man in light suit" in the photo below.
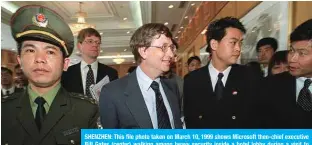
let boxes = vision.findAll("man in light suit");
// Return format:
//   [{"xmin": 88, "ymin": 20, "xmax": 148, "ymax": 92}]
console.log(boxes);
[
  {"xmin": 62, "ymin": 28, "xmax": 118, "ymax": 97},
  {"xmin": 183, "ymin": 17, "xmax": 259, "ymax": 128},
  {"xmin": 99, "ymin": 23, "xmax": 182, "ymax": 129},
  {"xmin": 259, "ymin": 19, "xmax": 312, "ymax": 128}
]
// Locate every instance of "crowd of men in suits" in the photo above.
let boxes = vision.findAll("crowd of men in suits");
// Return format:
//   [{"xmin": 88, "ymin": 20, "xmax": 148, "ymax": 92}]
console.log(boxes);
[{"xmin": 1, "ymin": 4, "xmax": 312, "ymax": 145}]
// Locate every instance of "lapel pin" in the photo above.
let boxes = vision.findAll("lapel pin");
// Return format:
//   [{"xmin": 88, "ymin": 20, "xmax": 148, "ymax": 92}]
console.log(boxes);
[
  {"xmin": 232, "ymin": 91, "xmax": 238, "ymax": 95},
  {"xmin": 198, "ymin": 115, "xmax": 203, "ymax": 119}
]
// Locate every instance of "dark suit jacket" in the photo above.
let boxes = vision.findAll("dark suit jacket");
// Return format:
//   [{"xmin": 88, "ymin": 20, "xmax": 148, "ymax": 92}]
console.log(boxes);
[
  {"xmin": 258, "ymin": 72, "xmax": 312, "ymax": 128},
  {"xmin": 1, "ymin": 87, "xmax": 99, "ymax": 145},
  {"xmin": 61, "ymin": 62, "xmax": 118, "ymax": 94},
  {"xmin": 99, "ymin": 70, "xmax": 183, "ymax": 129},
  {"xmin": 183, "ymin": 64, "xmax": 259, "ymax": 128}
]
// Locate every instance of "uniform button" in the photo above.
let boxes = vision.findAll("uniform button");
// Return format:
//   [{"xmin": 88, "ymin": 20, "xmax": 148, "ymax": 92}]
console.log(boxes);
[
  {"xmin": 232, "ymin": 116, "xmax": 236, "ymax": 119},
  {"xmin": 70, "ymin": 140, "xmax": 75, "ymax": 144},
  {"xmin": 198, "ymin": 115, "xmax": 203, "ymax": 119}
]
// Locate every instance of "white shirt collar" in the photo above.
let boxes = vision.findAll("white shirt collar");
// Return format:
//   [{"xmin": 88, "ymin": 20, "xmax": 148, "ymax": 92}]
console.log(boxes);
[
  {"xmin": 208, "ymin": 60, "xmax": 232, "ymax": 86},
  {"xmin": 136, "ymin": 66, "xmax": 160, "ymax": 91},
  {"xmin": 81, "ymin": 60, "xmax": 98, "ymax": 70}
]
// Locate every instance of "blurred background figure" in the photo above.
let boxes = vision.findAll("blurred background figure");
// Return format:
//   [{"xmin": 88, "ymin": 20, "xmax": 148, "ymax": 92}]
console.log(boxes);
[
  {"xmin": 268, "ymin": 50, "xmax": 289, "ymax": 76},
  {"xmin": 127, "ymin": 66, "xmax": 137, "ymax": 74},
  {"xmin": 256, "ymin": 37, "xmax": 278, "ymax": 77},
  {"xmin": 1, "ymin": 67, "xmax": 23, "ymax": 98},
  {"xmin": 14, "ymin": 64, "xmax": 28, "ymax": 89},
  {"xmin": 246, "ymin": 61, "xmax": 264, "ymax": 79},
  {"xmin": 187, "ymin": 56, "xmax": 201, "ymax": 72}
]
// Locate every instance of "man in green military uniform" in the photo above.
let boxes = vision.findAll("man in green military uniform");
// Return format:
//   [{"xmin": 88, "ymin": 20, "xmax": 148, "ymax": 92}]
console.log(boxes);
[{"xmin": 2, "ymin": 5, "xmax": 99, "ymax": 145}]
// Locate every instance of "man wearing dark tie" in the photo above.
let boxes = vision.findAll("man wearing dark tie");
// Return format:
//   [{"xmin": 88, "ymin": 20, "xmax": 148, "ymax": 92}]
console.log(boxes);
[
  {"xmin": 99, "ymin": 23, "xmax": 182, "ymax": 129},
  {"xmin": 259, "ymin": 19, "xmax": 312, "ymax": 128},
  {"xmin": 61, "ymin": 28, "xmax": 118, "ymax": 97},
  {"xmin": 2, "ymin": 5, "xmax": 99, "ymax": 145},
  {"xmin": 183, "ymin": 17, "xmax": 259, "ymax": 128}
]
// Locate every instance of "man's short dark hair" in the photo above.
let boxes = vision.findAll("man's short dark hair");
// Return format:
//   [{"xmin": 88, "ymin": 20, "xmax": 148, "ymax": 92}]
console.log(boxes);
[
  {"xmin": 256, "ymin": 37, "xmax": 278, "ymax": 52},
  {"xmin": 187, "ymin": 56, "xmax": 201, "ymax": 65},
  {"xmin": 77, "ymin": 28, "xmax": 101, "ymax": 43},
  {"xmin": 290, "ymin": 19, "xmax": 312, "ymax": 43},
  {"xmin": 205, "ymin": 17, "xmax": 246, "ymax": 53},
  {"xmin": 1, "ymin": 67, "xmax": 13, "ymax": 75}
]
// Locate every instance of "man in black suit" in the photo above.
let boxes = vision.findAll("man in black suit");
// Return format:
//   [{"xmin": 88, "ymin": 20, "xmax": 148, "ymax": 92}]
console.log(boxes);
[
  {"xmin": 183, "ymin": 17, "xmax": 258, "ymax": 128},
  {"xmin": 99, "ymin": 23, "xmax": 182, "ymax": 129},
  {"xmin": 256, "ymin": 37, "xmax": 278, "ymax": 77},
  {"xmin": 260, "ymin": 19, "xmax": 312, "ymax": 128},
  {"xmin": 62, "ymin": 28, "xmax": 118, "ymax": 97},
  {"xmin": 2, "ymin": 5, "xmax": 99, "ymax": 145},
  {"xmin": 1, "ymin": 67, "xmax": 24, "ymax": 98}
]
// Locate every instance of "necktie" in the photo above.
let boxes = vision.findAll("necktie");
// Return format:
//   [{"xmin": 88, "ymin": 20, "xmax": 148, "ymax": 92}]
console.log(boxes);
[
  {"xmin": 86, "ymin": 65, "xmax": 95, "ymax": 98},
  {"xmin": 35, "ymin": 97, "xmax": 46, "ymax": 130},
  {"xmin": 150, "ymin": 81, "xmax": 172, "ymax": 129},
  {"xmin": 215, "ymin": 73, "xmax": 225, "ymax": 100},
  {"xmin": 6, "ymin": 90, "xmax": 10, "ymax": 95},
  {"xmin": 297, "ymin": 79, "xmax": 312, "ymax": 111}
]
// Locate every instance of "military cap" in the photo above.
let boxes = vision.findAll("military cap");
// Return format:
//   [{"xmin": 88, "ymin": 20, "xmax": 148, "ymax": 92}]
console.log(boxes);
[{"xmin": 10, "ymin": 5, "xmax": 74, "ymax": 57}]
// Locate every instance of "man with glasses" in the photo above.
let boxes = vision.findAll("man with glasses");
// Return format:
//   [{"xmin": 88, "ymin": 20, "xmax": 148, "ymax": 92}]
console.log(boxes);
[
  {"xmin": 259, "ymin": 19, "xmax": 312, "ymax": 128},
  {"xmin": 184, "ymin": 17, "xmax": 259, "ymax": 128},
  {"xmin": 62, "ymin": 28, "xmax": 118, "ymax": 97},
  {"xmin": 99, "ymin": 23, "xmax": 183, "ymax": 129}
]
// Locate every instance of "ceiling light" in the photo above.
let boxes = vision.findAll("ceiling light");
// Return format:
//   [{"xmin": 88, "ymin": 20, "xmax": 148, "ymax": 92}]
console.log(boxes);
[
  {"xmin": 123, "ymin": 17, "xmax": 128, "ymax": 20},
  {"xmin": 100, "ymin": 50, "xmax": 103, "ymax": 53},
  {"xmin": 164, "ymin": 22, "xmax": 169, "ymax": 25},
  {"xmin": 127, "ymin": 31, "xmax": 130, "ymax": 34},
  {"xmin": 124, "ymin": 49, "xmax": 127, "ymax": 51},
  {"xmin": 191, "ymin": 3, "xmax": 195, "ymax": 6},
  {"xmin": 201, "ymin": 29, "xmax": 207, "ymax": 35},
  {"xmin": 113, "ymin": 58, "xmax": 125, "ymax": 64},
  {"xmin": 69, "ymin": 2, "xmax": 95, "ymax": 36},
  {"xmin": 112, "ymin": 54, "xmax": 125, "ymax": 64},
  {"xmin": 180, "ymin": 26, "xmax": 184, "ymax": 29},
  {"xmin": 100, "ymin": 32, "xmax": 103, "ymax": 35},
  {"xmin": 184, "ymin": 16, "xmax": 188, "ymax": 19},
  {"xmin": 168, "ymin": 5, "xmax": 174, "ymax": 8}
]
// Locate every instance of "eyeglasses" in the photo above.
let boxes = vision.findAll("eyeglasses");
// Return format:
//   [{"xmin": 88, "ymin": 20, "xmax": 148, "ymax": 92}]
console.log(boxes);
[
  {"xmin": 83, "ymin": 39, "xmax": 101, "ymax": 45},
  {"xmin": 149, "ymin": 44, "xmax": 177, "ymax": 54}
]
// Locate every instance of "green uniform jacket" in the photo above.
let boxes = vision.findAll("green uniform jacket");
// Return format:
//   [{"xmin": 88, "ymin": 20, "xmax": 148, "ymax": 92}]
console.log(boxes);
[{"xmin": 1, "ymin": 87, "xmax": 99, "ymax": 145}]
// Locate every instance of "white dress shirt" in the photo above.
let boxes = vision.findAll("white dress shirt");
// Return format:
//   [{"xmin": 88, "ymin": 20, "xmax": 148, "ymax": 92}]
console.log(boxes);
[
  {"xmin": 80, "ymin": 60, "xmax": 98, "ymax": 95},
  {"xmin": 296, "ymin": 77, "xmax": 312, "ymax": 101},
  {"xmin": 136, "ymin": 66, "xmax": 175, "ymax": 129},
  {"xmin": 262, "ymin": 66, "xmax": 268, "ymax": 77},
  {"xmin": 208, "ymin": 61, "xmax": 232, "ymax": 91},
  {"xmin": 1, "ymin": 86, "xmax": 15, "ymax": 95}
]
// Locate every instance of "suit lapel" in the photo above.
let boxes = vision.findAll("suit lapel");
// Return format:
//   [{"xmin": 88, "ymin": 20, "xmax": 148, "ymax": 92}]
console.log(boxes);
[
  {"xmin": 39, "ymin": 87, "xmax": 71, "ymax": 140},
  {"xmin": 224, "ymin": 65, "xmax": 239, "ymax": 97},
  {"xmin": 75, "ymin": 62, "xmax": 84, "ymax": 93},
  {"xmin": 16, "ymin": 90, "xmax": 40, "ymax": 143},
  {"xmin": 202, "ymin": 64, "xmax": 214, "ymax": 98},
  {"xmin": 160, "ymin": 79, "xmax": 181, "ymax": 128},
  {"xmin": 96, "ymin": 62, "xmax": 105, "ymax": 83},
  {"xmin": 124, "ymin": 71, "xmax": 153, "ymax": 128}
]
